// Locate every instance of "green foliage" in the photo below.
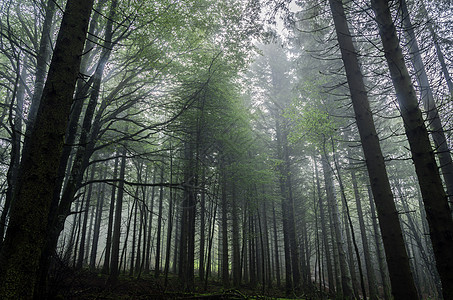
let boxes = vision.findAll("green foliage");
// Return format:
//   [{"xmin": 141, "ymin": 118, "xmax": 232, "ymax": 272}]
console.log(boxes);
[{"xmin": 285, "ymin": 76, "xmax": 338, "ymax": 148}]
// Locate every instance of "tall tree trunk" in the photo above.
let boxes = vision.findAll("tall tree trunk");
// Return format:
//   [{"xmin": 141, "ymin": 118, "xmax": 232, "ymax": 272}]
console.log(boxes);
[
  {"xmin": 332, "ymin": 149, "xmax": 366, "ymax": 299},
  {"xmin": 154, "ymin": 167, "xmax": 164, "ymax": 278},
  {"xmin": 254, "ymin": 212, "xmax": 263, "ymax": 286},
  {"xmin": 321, "ymin": 154, "xmax": 354, "ymax": 299},
  {"xmin": 312, "ymin": 177, "xmax": 325, "ymax": 296},
  {"xmin": 129, "ymin": 192, "xmax": 139, "ymax": 276},
  {"xmin": 299, "ymin": 205, "xmax": 311, "ymax": 290},
  {"xmin": 199, "ymin": 168, "xmax": 206, "ymax": 280},
  {"xmin": 367, "ymin": 186, "xmax": 392, "ymax": 300},
  {"xmin": 249, "ymin": 213, "xmax": 257, "ymax": 288},
  {"xmin": 419, "ymin": 1, "xmax": 453, "ymax": 95},
  {"xmin": 173, "ymin": 203, "xmax": 179, "ymax": 275},
  {"xmin": 76, "ymin": 166, "xmax": 96, "ymax": 269},
  {"xmin": 164, "ymin": 151, "xmax": 174, "ymax": 287},
  {"xmin": 102, "ymin": 155, "xmax": 119, "ymax": 274},
  {"xmin": 135, "ymin": 199, "xmax": 143, "ymax": 277},
  {"xmin": 0, "ymin": 0, "xmax": 94, "ymax": 297},
  {"xmin": 328, "ymin": 193, "xmax": 341, "ymax": 297},
  {"xmin": 49, "ymin": 0, "xmax": 117, "ymax": 246},
  {"xmin": 272, "ymin": 202, "xmax": 281, "ymax": 288},
  {"xmin": 327, "ymin": 0, "xmax": 419, "ymax": 297},
  {"xmin": 35, "ymin": 2, "xmax": 117, "ymax": 291},
  {"xmin": 314, "ymin": 159, "xmax": 335, "ymax": 295},
  {"xmin": 131, "ymin": 162, "xmax": 144, "ymax": 276},
  {"xmin": 72, "ymin": 194, "xmax": 86, "ymax": 268},
  {"xmin": 262, "ymin": 197, "xmax": 272, "ymax": 288},
  {"xmin": 65, "ymin": 197, "xmax": 81, "ymax": 263},
  {"xmin": 241, "ymin": 202, "xmax": 248, "ymax": 284},
  {"xmin": 138, "ymin": 167, "xmax": 149, "ymax": 277},
  {"xmin": 109, "ymin": 146, "xmax": 127, "ymax": 283},
  {"xmin": 84, "ymin": 196, "xmax": 96, "ymax": 264},
  {"xmin": 415, "ymin": 185, "xmax": 442, "ymax": 297},
  {"xmin": 370, "ymin": 0, "xmax": 453, "ymax": 297},
  {"xmin": 395, "ymin": 179, "xmax": 440, "ymax": 297},
  {"xmin": 256, "ymin": 207, "xmax": 266, "ymax": 291},
  {"xmin": 342, "ymin": 205, "xmax": 360, "ymax": 298},
  {"xmin": 400, "ymin": 0, "xmax": 453, "ymax": 211},
  {"xmin": 232, "ymin": 182, "xmax": 241, "ymax": 287},
  {"xmin": 90, "ymin": 167, "xmax": 107, "ymax": 270},
  {"xmin": 204, "ymin": 189, "xmax": 218, "ymax": 290},
  {"xmin": 274, "ymin": 118, "xmax": 293, "ymax": 294},
  {"xmin": 119, "ymin": 199, "xmax": 135, "ymax": 274},
  {"xmin": 25, "ymin": 0, "xmax": 56, "ymax": 134},
  {"xmin": 179, "ymin": 141, "xmax": 197, "ymax": 290},
  {"xmin": 281, "ymin": 122, "xmax": 301, "ymax": 290},
  {"xmin": 145, "ymin": 168, "xmax": 157, "ymax": 274},
  {"xmin": 48, "ymin": 0, "xmax": 107, "ymax": 224},
  {"xmin": 0, "ymin": 58, "xmax": 27, "ymax": 247},
  {"xmin": 350, "ymin": 161, "xmax": 379, "ymax": 300},
  {"xmin": 221, "ymin": 165, "xmax": 230, "ymax": 288}
]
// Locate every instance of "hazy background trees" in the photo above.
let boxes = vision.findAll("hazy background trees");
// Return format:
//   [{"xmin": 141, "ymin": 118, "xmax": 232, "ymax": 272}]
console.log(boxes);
[{"xmin": 0, "ymin": 0, "xmax": 451, "ymax": 299}]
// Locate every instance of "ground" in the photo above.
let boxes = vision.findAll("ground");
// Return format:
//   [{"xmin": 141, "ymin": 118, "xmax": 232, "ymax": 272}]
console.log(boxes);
[{"xmin": 47, "ymin": 268, "xmax": 315, "ymax": 299}]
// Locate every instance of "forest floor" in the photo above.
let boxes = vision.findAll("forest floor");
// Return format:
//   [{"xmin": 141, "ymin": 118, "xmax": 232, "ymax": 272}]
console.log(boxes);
[{"xmin": 47, "ymin": 268, "xmax": 315, "ymax": 299}]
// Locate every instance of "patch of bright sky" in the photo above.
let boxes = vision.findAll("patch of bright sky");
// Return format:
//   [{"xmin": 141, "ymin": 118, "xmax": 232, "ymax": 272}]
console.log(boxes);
[{"xmin": 272, "ymin": 1, "xmax": 302, "ymax": 39}]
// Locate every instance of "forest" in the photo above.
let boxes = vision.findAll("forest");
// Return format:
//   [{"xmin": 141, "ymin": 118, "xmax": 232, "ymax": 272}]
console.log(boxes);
[{"xmin": 0, "ymin": 0, "xmax": 452, "ymax": 299}]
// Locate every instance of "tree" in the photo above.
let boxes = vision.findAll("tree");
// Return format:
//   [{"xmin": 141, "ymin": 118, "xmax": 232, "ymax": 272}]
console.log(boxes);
[
  {"xmin": 0, "ymin": 0, "xmax": 94, "ymax": 298},
  {"xmin": 326, "ymin": 0, "xmax": 419, "ymax": 297},
  {"xmin": 370, "ymin": 0, "xmax": 453, "ymax": 297},
  {"xmin": 399, "ymin": 0, "xmax": 453, "ymax": 211},
  {"xmin": 109, "ymin": 145, "xmax": 128, "ymax": 283}
]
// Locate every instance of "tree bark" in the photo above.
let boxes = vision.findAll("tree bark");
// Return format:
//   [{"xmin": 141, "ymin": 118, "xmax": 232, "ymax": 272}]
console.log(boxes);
[
  {"xmin": 144, "ymin": 168, "xmax": 157, "ymax": 273},
  {"xmin": 90, "ymin": 167, "xmax": 107, "ymax": 270},
  {"xmin": 0, "ymin": 0, "xmax": 93, "ymax": 297},
  {"xmin": 76, "ymin": 166, "xmax": 96, "ymax": 269},
  {"xmin": 179, "ymin": 141, "xmax": 197, "ymax": 290},
  {"xmin": 350, "ymin": 162, "xmax": 379, "ymax": 300},
  {"xmin": 327, "ymin": 0, "xmax": 419, "ymax": 297},
  {"xmin": 109, "ymin": 146, "xmax": 127, "ymax": 283},
  {"xmin": 332, "ymin": 150, "xmax": 366, "ymax": 299},
  {"xmin": 25, "ymin": 0, "xmax": 56, "ymax": 136},
  {"xmin": 272, "ymin": 202, "xmax": 281, "ymax": 288},
  {"xmin": 367, "ymin": 186, "xmax": 391, "ymax": 300},
  {"xmin": 274, "ymin": 117, "xmax": 293, "ymax": 294},
  {"xmin": 199, "ymin": 168, "xmax": 206, "ymax": 280},
  {"xmin": 400, "ymin": 0, "xmax": 453, "ymax": 211},
  {"xmin": 281, "ymin": 123, "xmax": 301, "ymax": 291},
  {"xmin": 371, "ymin": 0, "xmax": 453, "ymax": 297},
  {"xmin": 0, "ymin": 58, "xmax": 27, "ymax": 247},
  {"xmin": 154, "ymin": 167, "xmax": 164, "ymax": 278},
  {"xmin": 314, "ymin": 159, "xmax": 335, "ymax": 295},
  {"xmin": 321, "ymin": 155, "xmax": 354, "ymax": 299},
  {"xmin": 232, "ymin": 181, "xmax": 241, "ymax": 287},
  {"xmin": 102, "ymin": 155, "xmax": 119, "ymax": 274},
  {"xmin": 164, "ymin": 152, "xmax": 174, "ymax": 286},
  {"xmin": 204, "ymin": 188, "xmax": 218, "ymax": 290},
  {"xmin": 419, "ymin": 1, "xmax": 453, "ymax": 95},
  {"xmin": 249, "ymin": 213, "xmax": 257, "ymax": 288},
  {"xmin": 221, "ymin": 164, "xmax": 230, "ymax": 288},
  {"xmin": 129, "ymin": 190, "xmax": 139, "ymax": 276},
  {"xmin": 262, "ymin": 197, "xmax": 273, "ymax": 288}
]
